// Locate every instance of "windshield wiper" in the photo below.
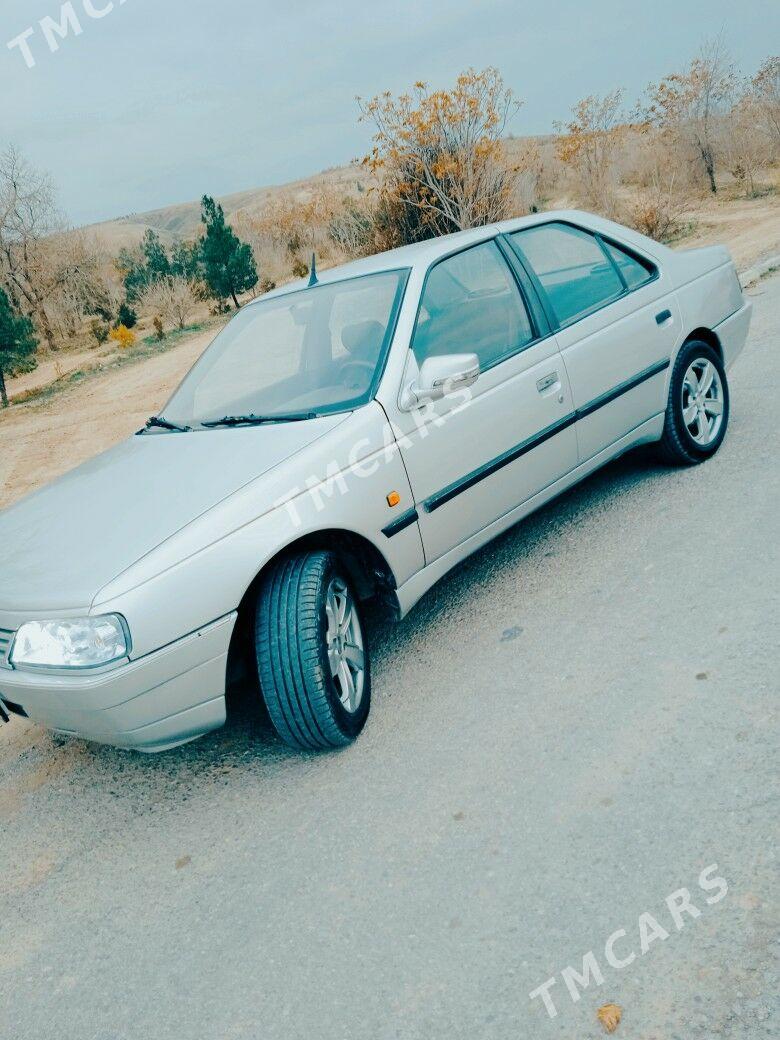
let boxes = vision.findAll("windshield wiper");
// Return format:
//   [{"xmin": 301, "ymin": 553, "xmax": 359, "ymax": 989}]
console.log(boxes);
[
  {"xmin": 140, "ymin": 415, "xmax": 191, "ymax": 434},
  {"xmin": 201, "ymin": 412, "xmax": 319, "ymax": 428}
]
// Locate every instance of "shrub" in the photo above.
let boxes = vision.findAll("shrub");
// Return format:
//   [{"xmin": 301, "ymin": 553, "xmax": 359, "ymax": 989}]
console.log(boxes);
[
  {"xmin": 139, "ymin": 276, "xmax": 202, "ymax": 331},
  {"xmin": 117, "ymin": 302, "xmax": 137, "ymax": 329},
  {"xmin": 153, "ymin": 316, "xmax": 164, "ymax": 341},
  {"xmin": 328, "ymin": 205, "xmax": 376, "ymax": 257},
  {"xmin": 109, "ymin": 324, "xmax": 136, "ymax": 350},
  {"xmin": 258, "ymin": 277, "xmax": 277, "ymax": 294},
  {"xmin": 90, "ymin": 319, "xmax": 110, "ymax": 346},
  {"xmin": 290, "ymin": 257, "xmax": 309, "ymax": 279},
  {"xmin": 628, "ymin": 170, "xmax": 692, "ymax": 243}
]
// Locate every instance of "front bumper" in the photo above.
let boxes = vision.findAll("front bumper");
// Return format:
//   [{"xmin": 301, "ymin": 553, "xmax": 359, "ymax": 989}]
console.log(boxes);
[{"xmin": 0, "ymin": 613, "xmax": 237, "ymax": 752}]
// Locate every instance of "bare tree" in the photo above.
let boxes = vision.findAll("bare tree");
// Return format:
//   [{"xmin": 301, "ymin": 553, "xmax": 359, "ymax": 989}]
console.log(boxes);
[
  {"xmin": 555, "ymin": 90, "xmax": 628, "ymax": 216},
  {"xmin": 724, "ymin": 90, "xmax": 773, "ymax": 196},
  {"xmin": 0, "ymin": 146, "xmax": 66, "ymax": 349},
  {"xmin": 644, "ymin": 38, "xmax": 736, "ymax": 194},
  {"xmin": 748, "ymin": 56, "xmax": 780, "ymax": 148},
  {"xmin": 139, "ymin": 276, "xmax": 202, "ymax": 331},
  {"xmin": 44, "ymin": 231, "xmax": 121, "ymax": 339}
]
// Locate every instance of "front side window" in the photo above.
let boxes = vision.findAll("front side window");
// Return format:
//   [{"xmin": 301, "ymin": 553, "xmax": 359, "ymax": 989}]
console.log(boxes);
[
  {"xmin": 163, "ymin": 270, "xmax": 407, "ymax": 427},
  {"xmin": 511, "ymin": 222, "xmax": 624, "ymax": 326},
  {"xmin": 412, "ymin": 241, "xmax": 534, "ymax": 372}
]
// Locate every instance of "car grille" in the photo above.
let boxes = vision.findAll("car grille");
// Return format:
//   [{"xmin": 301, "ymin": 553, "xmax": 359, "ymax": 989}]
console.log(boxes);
[{"xmin": 0, "ymin": 628, "xmax": 14, "ymax": 668}]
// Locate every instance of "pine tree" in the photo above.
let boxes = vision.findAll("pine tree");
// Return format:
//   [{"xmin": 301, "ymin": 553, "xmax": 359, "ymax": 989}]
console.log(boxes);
[
  {"xmin": 171, "ymin": 240, "xmax": 202, "ymax": 281},
  {"xmin": 0, "ymin": 288, "xmax": 38, "ymax": 407},
  {"xmin": 142, "ymin": 229, "xmax": 171, "ymax": 280},
  {"xmin": 199, "ymin": 195, "xmax": 258, "ymax": 308},
  {"xmin": 119, "ymin": 230, "xmax": 173, "ymax": 303}
]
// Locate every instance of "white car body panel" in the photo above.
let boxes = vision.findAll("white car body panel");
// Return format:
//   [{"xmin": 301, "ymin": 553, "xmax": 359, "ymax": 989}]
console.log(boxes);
[
  {"xmin": 394, "ymin": 412, "xmax": 665, "ymax": 617},
  {"xmin": 91, "ymin": 403, "xmax": 424, "ymax": 657},
  {"xmin": 0, "ymin": 413, "xmax": 350, "ymax": 615},
  {"xmin": 384, "ymin": 333, "xmax": 579, "ymax": 564},
  {"xmin": 0, "ymin": 210, "xmax": 752, "ymax": 751}
]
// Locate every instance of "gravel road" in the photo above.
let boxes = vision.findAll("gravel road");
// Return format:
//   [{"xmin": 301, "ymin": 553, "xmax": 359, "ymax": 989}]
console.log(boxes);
[{"xmin": 1, "ymin": 276, "xmax": 778, "ymax": 1040}]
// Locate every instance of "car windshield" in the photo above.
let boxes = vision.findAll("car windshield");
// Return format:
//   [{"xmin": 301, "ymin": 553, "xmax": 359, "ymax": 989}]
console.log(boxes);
[{"xmin": 163, "ymin": 269, "xmax": 408, "ymax": 428}]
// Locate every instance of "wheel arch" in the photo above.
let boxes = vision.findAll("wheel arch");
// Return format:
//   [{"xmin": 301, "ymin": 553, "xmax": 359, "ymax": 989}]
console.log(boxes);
[
  {"xmin": 682, "ymin": 326, "xmax": 723, "ymax": 360},
  {"xmin": 225, "ymin": 529, "xmax": 399, "ymax": 705}
]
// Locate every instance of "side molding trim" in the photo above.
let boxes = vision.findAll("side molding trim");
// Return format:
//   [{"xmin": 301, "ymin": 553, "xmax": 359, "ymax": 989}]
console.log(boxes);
[
  {"xmin": 423, "ymin": 358, "xmax": 670, "ymax": 515},
  {"xmin": 382, "ymin": 509, "xmax": 420, "ymax": 539}
]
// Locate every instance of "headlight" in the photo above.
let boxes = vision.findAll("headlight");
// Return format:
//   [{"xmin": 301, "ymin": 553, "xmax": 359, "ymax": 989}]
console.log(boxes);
[{"xmin": 10, "ymin": 615, "xmax": 130, "ymax": 670}]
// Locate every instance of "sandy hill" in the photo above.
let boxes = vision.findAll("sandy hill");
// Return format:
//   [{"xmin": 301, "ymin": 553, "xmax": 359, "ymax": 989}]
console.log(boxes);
[
  {"xmin": 79, "ymin": 136, "xmax": 547, "ymax": 253},
  {"xmin": 82, "ymin": 163, "xmax": 369, "ymax": 252}
]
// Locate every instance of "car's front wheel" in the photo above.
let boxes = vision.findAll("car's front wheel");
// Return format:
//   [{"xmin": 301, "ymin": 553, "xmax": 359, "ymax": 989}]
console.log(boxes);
[
  {"xmin": 254, "ymin": 550, "xmax": 371, "ymax": 750},
  {"xmin": 658, "ymin": 340, "xmax": 730, "ymax": 465}
]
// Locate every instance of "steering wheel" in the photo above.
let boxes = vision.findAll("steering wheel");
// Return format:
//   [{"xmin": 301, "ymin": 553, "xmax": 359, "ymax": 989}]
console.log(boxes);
[{"xmin": 339, "ymin": 359, "xmax": 375, "ymax": 388}]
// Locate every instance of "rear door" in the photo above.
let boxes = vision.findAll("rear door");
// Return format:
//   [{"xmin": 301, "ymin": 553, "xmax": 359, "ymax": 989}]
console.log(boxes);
[
  {"xmin": 384, "ymin": 238, "xmax": 578, "ymax": 564},
  {"xmin": 507, "ymin": 221, "xmax": 681, "ymax": 462}
]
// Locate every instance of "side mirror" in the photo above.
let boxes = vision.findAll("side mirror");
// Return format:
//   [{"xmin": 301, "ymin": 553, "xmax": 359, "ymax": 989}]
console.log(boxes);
[{"xmin": 401, "ymin": 353, "xmax": 480, "ymax": 410}]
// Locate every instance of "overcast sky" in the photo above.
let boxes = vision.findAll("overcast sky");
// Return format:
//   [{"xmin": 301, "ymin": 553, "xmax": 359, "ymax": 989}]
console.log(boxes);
[{"xmin": 1, "ymin": 0, "xmax": 777, "ymax": 226}]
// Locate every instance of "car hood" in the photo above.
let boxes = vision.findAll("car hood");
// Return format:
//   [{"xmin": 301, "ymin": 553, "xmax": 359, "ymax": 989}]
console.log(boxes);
[{"xmin": 0, "ymin": 416, "xmax": 347, "ymax": 613}]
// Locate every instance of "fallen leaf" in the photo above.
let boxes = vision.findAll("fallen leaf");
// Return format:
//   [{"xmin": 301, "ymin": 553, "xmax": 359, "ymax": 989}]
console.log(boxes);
[
  {"xmin": 175, "ymin": 855, "xmax": 192, "ymax": 870},
  {"xmin": 597, "ymin": 1003, "xmax": 622, "ymax": 1033},
  {"xmin": 696, "ymin": 672, "xmax": 708, "ymax": 681},
  {"xmin": 452, "ymin": 811, "xmax": 465, "ymax": 821}
]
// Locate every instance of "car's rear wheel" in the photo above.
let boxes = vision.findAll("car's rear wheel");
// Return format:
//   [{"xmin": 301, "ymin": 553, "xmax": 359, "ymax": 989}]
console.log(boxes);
[
  {"xmin": 254, "ymin": 550, "xmax": 371, "ymax": 750},
  {"xmin": 658, "ymin": 341, "xmax": 730, "ymax": 465}
]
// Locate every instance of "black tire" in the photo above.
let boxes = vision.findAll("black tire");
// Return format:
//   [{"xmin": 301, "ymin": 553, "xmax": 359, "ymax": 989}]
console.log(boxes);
[
  {"xmin": 657, "ymin": 340, "xmax": 730, "ymax": 465},
  {"xmin": 254, "ymin": 550, "xmax": 371, "ymax": 751}
]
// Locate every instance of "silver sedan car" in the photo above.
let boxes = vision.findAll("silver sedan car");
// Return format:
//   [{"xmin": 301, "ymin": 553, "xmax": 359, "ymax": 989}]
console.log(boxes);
[{"xmin": 0, "ymin": 211, "xmax": 751, "ymax": 752}]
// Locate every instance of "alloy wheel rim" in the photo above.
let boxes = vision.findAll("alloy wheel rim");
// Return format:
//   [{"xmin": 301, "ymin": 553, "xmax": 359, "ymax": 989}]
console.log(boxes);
[
  {"xmin": 324, "ymin": 577, "xmax": 366, "ymax": 713},
  {"xmin": 681, "ymin": 358, "xmax": 724, "ymax": 447}
]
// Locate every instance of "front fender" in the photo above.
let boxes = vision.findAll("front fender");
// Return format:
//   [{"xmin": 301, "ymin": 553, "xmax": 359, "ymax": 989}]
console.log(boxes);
[{"xmin": 92, "ymin": 405, "xmax": 423, "ymax": 657}]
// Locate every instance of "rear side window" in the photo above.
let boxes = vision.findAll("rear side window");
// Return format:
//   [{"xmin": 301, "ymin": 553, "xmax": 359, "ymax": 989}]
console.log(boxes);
[
  {"xmin": 511, "ymin": 222, "xmax": 624, "ymax": 326},
  {"xmin": 602, "ymin": 239, "xmax": 655, "ymax": 290},
  {"xmin": 413, "ymin": 240, "xmax": 534, "ymax": 372}
]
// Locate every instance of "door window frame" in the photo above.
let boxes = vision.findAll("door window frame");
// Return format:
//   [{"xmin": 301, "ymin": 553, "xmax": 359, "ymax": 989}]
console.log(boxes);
[
  {"xmin": 408, "ymin": 236, "xmax": 554, "ymax": 378},
  {"xmin": 505, "ymin": 220, "xmax": 659, "ymax": 332}
]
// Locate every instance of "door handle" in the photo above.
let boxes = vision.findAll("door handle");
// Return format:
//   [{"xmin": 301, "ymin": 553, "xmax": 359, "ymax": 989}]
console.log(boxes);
[
  {"xmin": 655, "ymin": 309, "xmax": 672, "ymax": 325},
  {"xmin": 536, "ymin": 371, "xmax": 559, "ymax": 393}
]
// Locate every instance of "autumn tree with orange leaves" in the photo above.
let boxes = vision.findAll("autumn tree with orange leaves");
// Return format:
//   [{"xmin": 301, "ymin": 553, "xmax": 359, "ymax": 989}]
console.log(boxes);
[
  {"xmin": 359, "ymin": 68, "xmax": 520, "ymax": 245},
  {"xmin": 643, "ymin": 38, "xmax": 736, "ymax": 194},
  {"xmin": 555, "ymin": 90, "xmax": 629, "ymax": 216}
]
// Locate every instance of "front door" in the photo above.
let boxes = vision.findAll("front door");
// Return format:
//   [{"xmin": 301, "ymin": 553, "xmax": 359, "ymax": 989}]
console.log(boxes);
[{"xmin": 385, "ymin": 239, "xmax": 578, "ymax": 564}]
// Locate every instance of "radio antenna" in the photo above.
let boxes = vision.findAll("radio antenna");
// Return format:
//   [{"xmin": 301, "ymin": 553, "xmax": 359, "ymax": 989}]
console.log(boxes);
[{"xmin": 308, "ymin": 253, "xmax": 318, "ymax": 287}]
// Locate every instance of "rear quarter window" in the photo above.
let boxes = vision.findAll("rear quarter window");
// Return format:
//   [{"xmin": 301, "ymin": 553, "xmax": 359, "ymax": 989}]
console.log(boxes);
[
  {"xmin": 511, "ymin": 222, "xmax": 624, "ymax": 326},
  {"xmin": 602, "ymin": 239, "xmax": 655, "ymax": 290}
]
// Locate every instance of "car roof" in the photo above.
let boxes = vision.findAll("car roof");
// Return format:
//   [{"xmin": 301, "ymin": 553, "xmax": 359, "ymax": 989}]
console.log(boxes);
[{"xmin": 252, "ymin": 209, "xmax": 665, "ymax": 304}]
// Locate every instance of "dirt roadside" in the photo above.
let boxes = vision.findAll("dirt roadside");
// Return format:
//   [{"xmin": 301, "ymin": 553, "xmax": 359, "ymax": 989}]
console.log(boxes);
[{"xmin": 0, "ymin": 327, "xmax": 218, "ymax": 510}]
